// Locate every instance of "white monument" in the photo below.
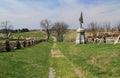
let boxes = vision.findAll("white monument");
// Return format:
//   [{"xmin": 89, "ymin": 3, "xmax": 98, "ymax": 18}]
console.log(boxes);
[{"xmin": 76, "ymin": 12, "xmax": 86, "ymax": 44}]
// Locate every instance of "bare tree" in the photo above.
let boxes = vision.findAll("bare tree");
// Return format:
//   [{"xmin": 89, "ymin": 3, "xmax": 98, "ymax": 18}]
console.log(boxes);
[
  {"xmin": 117, "ymin": 23, "xmax": 120, "ymax": 33},
  {"xmin": 40, "ymin": 19, "xmax": 52, "ymax": 40},
  {"xmin": 103, "ymin": 23, "xmax": 111, "ymax": 33},
  {"xmin": 52, "ymin": 22, "xmax": 68, "ymax": 42},
  {"xmin": 88, "ymin": 22, "xmax": 105, "ymax": 43},
  {"xmin": 0, "ymin": 21, "xmax": 13, "ymax": 38},
  {"xmin": 88, "ymin": 22, "xmax": 98, "ymax": 38}
]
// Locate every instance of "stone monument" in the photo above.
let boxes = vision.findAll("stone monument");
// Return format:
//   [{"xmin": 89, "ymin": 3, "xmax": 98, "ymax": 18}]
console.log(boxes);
[{"xmin": 76, "ymin": 12, "xmax": 86, "ymax": 44}]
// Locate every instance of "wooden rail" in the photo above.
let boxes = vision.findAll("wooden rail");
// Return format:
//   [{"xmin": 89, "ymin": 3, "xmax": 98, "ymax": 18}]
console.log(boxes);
[{"xmin": 0, "ymin": 38, "xmax": 47, "ymax": 52}]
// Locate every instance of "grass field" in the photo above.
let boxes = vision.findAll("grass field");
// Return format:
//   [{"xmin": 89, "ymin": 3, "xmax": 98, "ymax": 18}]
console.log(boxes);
[
  {"xmin": 0, "ymin": 39, "xmax": 5, "ymax": 42},
  {"xmin": 57, "ymin": 42, "xmax": 120, "ymax": 78},
  {"xmin": 0, "ymin": 31, "xmax": 46, "ymax": 43},
  {"xmin": 64, "ymin": 30, "xmax": 76, "ymax": 40},
  {"xmin": 64, "ymin": 30, "xmax": 92, "ymax": 41},
  {"xmin": 13, "ymin": 31, "xmax": 46, "ymax": 38},
  {"xmin": 51, "ymin": 43, "xmax": 79, "ymax": 78},
  {"xmin": 0, "ymin": 42, "xmax": 52, "ymax": 78},
  {"xmin": 0, "ymin": 31, "xmax": 120, "ymax": 78}
]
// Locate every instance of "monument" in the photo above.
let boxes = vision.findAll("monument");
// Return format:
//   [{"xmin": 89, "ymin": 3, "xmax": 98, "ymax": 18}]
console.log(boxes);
[{"xmin": 76, "ymin": 12, "xmax": 86, "ymax": 44}]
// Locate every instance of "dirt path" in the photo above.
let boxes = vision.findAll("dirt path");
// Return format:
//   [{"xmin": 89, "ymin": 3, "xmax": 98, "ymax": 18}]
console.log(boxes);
[
  {"xmin": 49, "ymin": 37, "xmax": 84, "ymax": 78},
  {"xmin": 49, "ymin": 67, "xmax": 55, "ymax": 78},
  {"xmin": 51, "ymin": 43, "xmax": 64, "ymax": 58},
  {"xmin": 69, "ymin": 61, "xmax": 84, "ymax": 78}
]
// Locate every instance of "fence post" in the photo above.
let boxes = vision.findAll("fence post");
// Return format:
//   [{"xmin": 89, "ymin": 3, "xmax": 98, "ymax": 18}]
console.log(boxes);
[
  {"xmin": 5, "ymin": 39, "xmax": 11, "ymax": 52},
  {"xmin": 23, "ymin": 39, "xmax": 27, "ymax": 47},
  {"xmin": 16, "ymin": 39, "xmax": 21, "ymax": 49}
]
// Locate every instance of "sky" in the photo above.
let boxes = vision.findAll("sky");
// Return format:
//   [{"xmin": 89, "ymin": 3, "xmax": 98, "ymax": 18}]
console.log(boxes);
[{"xmin": 0, "ymin": 0, "xmax": 120, "ymax": 29}]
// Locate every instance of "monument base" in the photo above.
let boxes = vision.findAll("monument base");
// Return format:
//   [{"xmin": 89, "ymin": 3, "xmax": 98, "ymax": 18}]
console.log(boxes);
[
  {"xmin": 76, "ymin": 39, "xmax": 85, "ymax": 44},
  {"xmin": 76, "ymin": 28, "xmax": 86, "ymax": 44}
]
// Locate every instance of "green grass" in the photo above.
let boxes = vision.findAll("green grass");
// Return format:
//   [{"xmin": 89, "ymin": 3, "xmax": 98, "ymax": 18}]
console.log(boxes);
[
  {"xmin": 0, "ymin": 42, "xmax": 52, "ymax": 78},
  {"xmin": 0, "ymin": 31, "xmax": 46, "ymax": 43},
  {"xmin": 64, "ymin": 30, "xmax": 76, "ymax": 40},
  {"xmin": 13, "ymin": 31, "xmax": 46, "ymax": 38},
  {"xmin": 0, "ymin": 31, "xmax": 48, "ymax": 44},
  {"xmin": 51, "ymin": 43, "xmax": 79, "ymax": 78},
  {"xmin": 0, "ymin": 39, "xmax": 5, "ymax": 43},
  {"xmin": 57, "ymin": 42, "xmax": 120, "ymax": 78},
  {"xmin": 51, "ymin": 58, "xmax": 79, "ymax": 78}
]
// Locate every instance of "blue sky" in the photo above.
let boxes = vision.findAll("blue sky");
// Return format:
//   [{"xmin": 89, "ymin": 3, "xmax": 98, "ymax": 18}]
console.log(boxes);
[{"xmin": 0, "ymin": 0, "xmax": 120, "ymax": 29}]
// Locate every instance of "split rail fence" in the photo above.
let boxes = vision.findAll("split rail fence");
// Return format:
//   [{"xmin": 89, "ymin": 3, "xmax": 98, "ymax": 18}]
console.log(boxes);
[{"xmin": 0, "ymin": 38, "xmax": 46, "ymax": 52}]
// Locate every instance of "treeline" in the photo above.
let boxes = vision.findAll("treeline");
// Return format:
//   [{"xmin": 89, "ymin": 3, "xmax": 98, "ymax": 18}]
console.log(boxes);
[
  {"xmin": 0, "ymin": 20, "xmax": 120, "ymax": 42},
  {"xmin": 0, "ymin": 28, "xmax": 29, "ymax": 33},
  {"xmin": 87, "ymin": 22, "xmax": 120, "ymax": 33},
  {"xmin": 0, "ymin": 21, "xmax": 30, "ymax": 39},
  {"xmin": 14, "ymin": 28, "xmax": 29, "ymax": 33},
  {"xmin": 85, "ymin": 22, "xmax": 120, "ymax": 38}
]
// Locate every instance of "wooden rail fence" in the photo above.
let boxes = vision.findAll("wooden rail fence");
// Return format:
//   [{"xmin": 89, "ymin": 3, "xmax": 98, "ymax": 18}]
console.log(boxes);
[{"xmin": 0, "ymin": 38, "xmax": 46, "ymax": 52}]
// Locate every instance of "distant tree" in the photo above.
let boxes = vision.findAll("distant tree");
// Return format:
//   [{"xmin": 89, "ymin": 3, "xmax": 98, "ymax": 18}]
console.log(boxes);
[
  {"xmin": 0, "ymin": 21, "xmax": 13, "ymax": 38},
  {"xmin": 40, "ymin": 19, "xmax": 52, "ymax": 40},
  {"xmin": 21, "ymin": 28, "xmax": 29, "ymax": 32},
  {"xmin": 100, "ymin": 23, "xmax": 111, "ymax": 37},
  {"xmin": 52, "ymin": 22, "xmax": 68, "ymax": 42},
  {"xmin": 18, "ymin": 29, "xmax": 21, "ymax": 32},
  {"xmin": 117, "ymin": 23, "xmax": 120, "ymax": 33},
  {"xmin": 88, "ymin": 22, "xmax": 98, "ymax": 38},
  {"xmin": 103, "ymin": 23, "xmax": 111, "ymax": 32}
]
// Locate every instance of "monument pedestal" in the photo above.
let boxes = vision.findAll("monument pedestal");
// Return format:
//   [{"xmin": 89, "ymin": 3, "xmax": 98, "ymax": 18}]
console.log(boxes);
[{"xmin": 76, "ymin": 28, "xmax": 85, "ymax": 44}]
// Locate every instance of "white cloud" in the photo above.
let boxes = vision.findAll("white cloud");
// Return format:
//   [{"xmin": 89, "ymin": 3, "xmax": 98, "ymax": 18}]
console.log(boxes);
[{"xmin": 0, "ymin": 0, "xmax": 120, "ymax": 29}]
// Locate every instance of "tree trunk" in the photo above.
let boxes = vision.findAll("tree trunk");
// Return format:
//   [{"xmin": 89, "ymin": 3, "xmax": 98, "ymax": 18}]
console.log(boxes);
[{"xmin": 46, "ymin": 29, "xmax": 50, "ymax": 41}]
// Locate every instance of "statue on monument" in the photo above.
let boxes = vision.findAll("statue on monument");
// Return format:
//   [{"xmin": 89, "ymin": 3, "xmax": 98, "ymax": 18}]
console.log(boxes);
[
  {"xmin": 79, "ymin": 12, "xmax": 83, "ymax": 28},
  {"xmin": 76, "ymin": 12, "xmax": 86, "ymax": 44}
]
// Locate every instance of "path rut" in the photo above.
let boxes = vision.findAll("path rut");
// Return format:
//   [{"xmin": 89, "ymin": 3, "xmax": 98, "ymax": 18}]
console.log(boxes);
[{"xmin": 49, "ymin": 37, "xmax": 84, "ymax": 78}]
